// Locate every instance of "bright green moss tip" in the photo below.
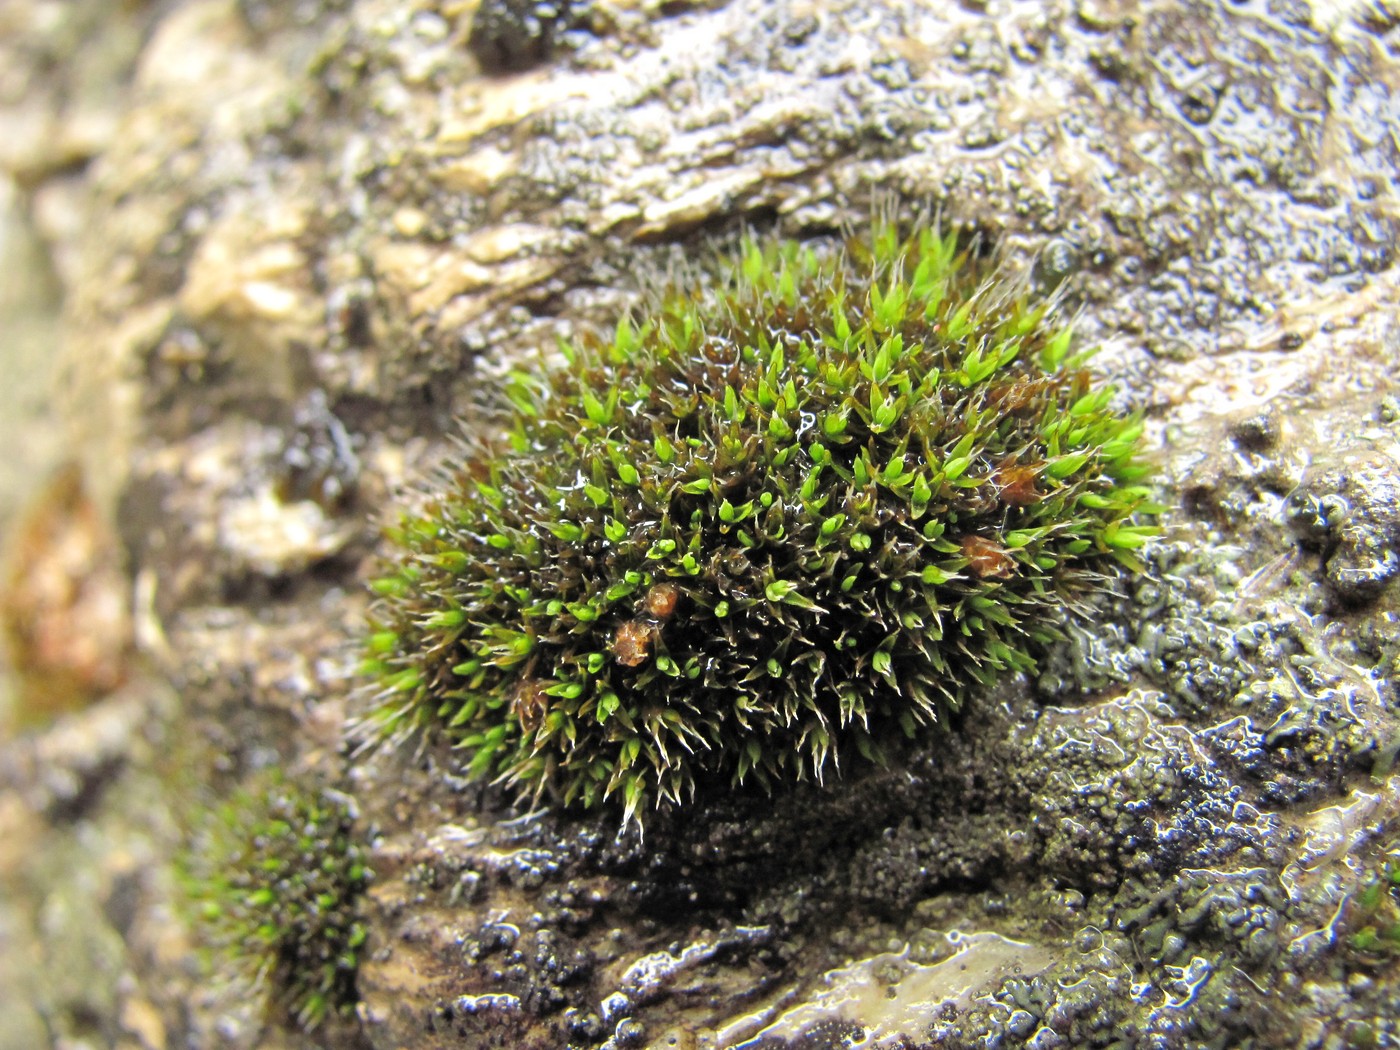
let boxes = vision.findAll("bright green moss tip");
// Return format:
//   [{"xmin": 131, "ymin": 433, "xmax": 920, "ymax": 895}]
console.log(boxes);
[
  {"xmin": 180, "ymin": 778, "xmax": 370, "ymax": 1030},
  {"xmin": 365, "ymin": 223, "xmax": 1160, "ymax": 824},
  {"xmin": 1348, "ymin": 855, "xmax": 1400, "ymax": 959}
]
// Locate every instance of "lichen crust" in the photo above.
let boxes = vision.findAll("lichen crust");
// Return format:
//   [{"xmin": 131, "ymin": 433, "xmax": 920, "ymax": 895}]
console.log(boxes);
[{"xmin": 363, "ymin": 224, "xmax": 1159, "ymax": 822}]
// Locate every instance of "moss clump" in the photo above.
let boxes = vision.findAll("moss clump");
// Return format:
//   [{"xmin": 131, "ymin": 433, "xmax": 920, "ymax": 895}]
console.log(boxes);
[
  {"xmin": 181, "ymin": 778, "xmax": 370, "ymax": 1030},
  {"xmin": 364, "ymin": 224, "xmax": 1158, "ymax": 821}
]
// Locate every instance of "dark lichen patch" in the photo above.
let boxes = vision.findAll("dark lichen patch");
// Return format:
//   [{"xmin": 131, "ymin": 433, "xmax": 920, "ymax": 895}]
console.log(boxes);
[
  {"xmin": 467, "ymin": 0, "xmax": 580, "ymax": 73},
  {"xmin": 178, "ymin": 775, "xmax": 371, "ymax": 1032},
  {"xmin": 273, "ymin": 389, "xmax": 362, "ymax": 513},
  {"xmin": 362, "ymin": 224, "xmax": 1158, "ymax": 822},
  {"xmin": 0, "ymin": 463, "xmax": 132, "ymax": 730},
  {"xmin": 1346, "ymin": 855, "xmax": 1400, "ymax": 962},
  {"xmin": 1286, "ymin": 453, "xmax": 1400, "ymax": 606}
]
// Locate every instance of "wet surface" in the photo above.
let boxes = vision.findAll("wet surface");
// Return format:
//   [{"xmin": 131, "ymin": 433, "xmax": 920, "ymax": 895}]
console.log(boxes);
[{"xmin": 1, "ymin": 0, "xmax": 1400, "ymax": 1047}]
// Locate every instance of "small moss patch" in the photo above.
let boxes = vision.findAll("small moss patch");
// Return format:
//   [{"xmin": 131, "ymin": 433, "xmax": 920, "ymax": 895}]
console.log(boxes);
[{"xmin": 180, "ymin": 777, "xmax": 370, "ymax": 1030}]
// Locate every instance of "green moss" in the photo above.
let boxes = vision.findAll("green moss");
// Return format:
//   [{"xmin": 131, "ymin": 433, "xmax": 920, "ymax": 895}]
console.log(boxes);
[
  {"xmin": 1348, "ymin": 855, "xmax": 1400, "ymax": 959},
  {"xmin": 364, "ymin": 224, "xmax": 1159, "ymax": 822},
  {"xmin": 180, "ymin": 776, "xmax": 370, "ymax": 1030}
]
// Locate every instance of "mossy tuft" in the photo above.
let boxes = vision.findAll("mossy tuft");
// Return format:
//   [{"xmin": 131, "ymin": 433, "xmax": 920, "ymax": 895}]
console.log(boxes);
[
  {"xmin": 364, "ymin": 224, "xmax": 1159, "ymax": 823},
  {"xmin": 180, "ymin": 777, "xmax": 370, "ymax": 1030}
]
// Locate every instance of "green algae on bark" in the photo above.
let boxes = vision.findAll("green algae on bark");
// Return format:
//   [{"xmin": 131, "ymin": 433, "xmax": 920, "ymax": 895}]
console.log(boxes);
[{"xmin": 362, "ymin": 225, "xmax": 1159, "ymax": 822}]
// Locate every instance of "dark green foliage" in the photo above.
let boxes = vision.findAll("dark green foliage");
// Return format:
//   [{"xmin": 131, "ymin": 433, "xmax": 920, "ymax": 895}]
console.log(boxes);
[
  {"xmin": 364, "ymin": 225, "xmax": 1158, "ymax": 822},
  {"xmin": 181, "ymin": 778, "xmax": 370, "ymax": 1030}
]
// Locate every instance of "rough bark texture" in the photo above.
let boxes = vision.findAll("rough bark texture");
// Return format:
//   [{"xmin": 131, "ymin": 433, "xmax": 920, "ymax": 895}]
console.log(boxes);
[{"xmin": 3, "ymin": 0, "xmax": 1400, "ymax": 1048}]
